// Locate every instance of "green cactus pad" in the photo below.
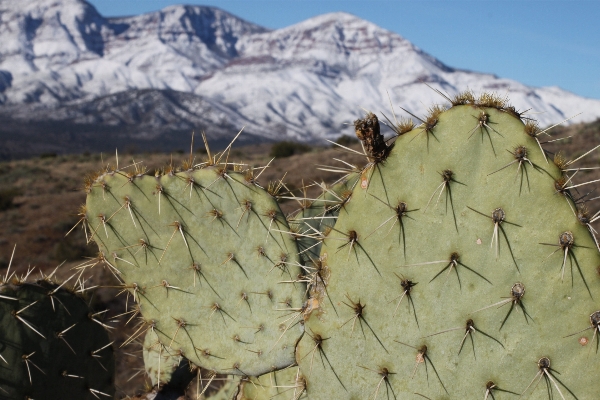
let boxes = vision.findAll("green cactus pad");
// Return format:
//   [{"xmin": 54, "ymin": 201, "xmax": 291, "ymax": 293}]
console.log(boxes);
[
  {"xmin": 0, "ymin": 280, "xmax": 115, "ymax": 399},
  {"xmin": 143, "ymin": 330, "xmax": 195, "ymax": 390},
  {"xmin": 203, "ymin": 376, "xmax": 241, "ymax": 400},
  {"xmin": 297, "ymin": 103, "xmax": 600, "ymax": 399},
  {"xmin": 289, "ymin": 173, "xmax": 359, "ymax": 265},
  {"xmin": 238, "ymin": 366, "xmax": 306, "ymax": 400},
  {"xmin": 143, "ymin": 329, "xmax": 242, "ymax": 399},
  {"xmin": 86, "ymin": 166, "xmax": 303, "ymax": 377}
]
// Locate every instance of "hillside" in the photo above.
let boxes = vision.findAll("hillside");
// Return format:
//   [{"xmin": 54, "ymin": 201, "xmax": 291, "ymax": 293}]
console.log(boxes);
[{"xmin": 1, "ymin": 0, "xmax": 599, "ymax": 158}]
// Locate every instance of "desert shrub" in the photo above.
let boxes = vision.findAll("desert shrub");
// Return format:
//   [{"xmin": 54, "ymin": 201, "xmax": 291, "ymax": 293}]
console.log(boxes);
[
  {"xmin": 335, "ymin": 134, "xmax": 359, "ymax": 146},
  {"xmin": 0, "ymin": 188, "xmax": 21, "ymax": 211},
  {"xmin": 52, "ymin": 238, "xmax": 95, "ymax": 261},
  {"xmin": 269, "ymin": 141, "xmax": 311, "ymax": 158},
  {"xmin": 231, "ymin": 149, "xmax": 244, "ymax": 158}
]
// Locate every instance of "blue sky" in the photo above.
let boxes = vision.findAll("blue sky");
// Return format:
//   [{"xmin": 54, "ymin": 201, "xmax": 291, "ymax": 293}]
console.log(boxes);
[{"xmin": 88, "ymin": 0, "xmax": 600, "ymax": 100}]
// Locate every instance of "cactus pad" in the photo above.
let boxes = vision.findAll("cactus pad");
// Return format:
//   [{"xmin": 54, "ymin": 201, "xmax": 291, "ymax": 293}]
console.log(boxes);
[
  {"xmin": 238, "ymin": 366, "xmax": 306, "ymax": 400},
  {"xmin": 143, "ymin": 330, "xmax": 196, "ymax": 391},
  {"xmin": 0, "ymin": 279, "xmax": 115, "ymax": 399},
  {"xmin": 86, "ymin": 165, "xmax": 304, "ymax": 377},
  {"xmin": 297, "ymin": 101, "xmax": 600, "ymax": 399},
  {"xmin": 289, "ymin": 173, "xmax": 359, "ymax": 265}
]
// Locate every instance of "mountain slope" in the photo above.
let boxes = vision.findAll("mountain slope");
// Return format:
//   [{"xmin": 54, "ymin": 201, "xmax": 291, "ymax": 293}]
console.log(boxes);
[
  {"xmin": 0, "ymin": 1, "xmax": 599, "ymax": 158},
  {"xmin": 0, "ymin": 0, "xmax": 267, "ymax": 103}
]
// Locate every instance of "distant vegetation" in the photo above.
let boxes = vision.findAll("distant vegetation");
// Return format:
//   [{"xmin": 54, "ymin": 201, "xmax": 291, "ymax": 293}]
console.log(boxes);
[
  {"xmin": 269, "ymin": 141, "xmax": 312, "ymax": 158},
  {"xmin": 335, "ymin": 134, "xmax": 359, "ymax": 146},
  {"xmin": 0, "ymin": 188, "xmax": 20, "ymax": 211}
]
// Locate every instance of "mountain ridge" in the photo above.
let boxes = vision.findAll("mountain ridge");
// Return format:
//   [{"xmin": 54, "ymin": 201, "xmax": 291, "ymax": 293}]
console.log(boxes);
[{"xmin": 0, "ymin": 0, "xmax": 599, "ymax": 158}]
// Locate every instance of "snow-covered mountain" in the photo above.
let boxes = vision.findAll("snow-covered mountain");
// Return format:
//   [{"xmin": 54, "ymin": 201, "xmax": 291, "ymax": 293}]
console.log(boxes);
[{"xmin": 1, "ymin": 0, "xmax": 599, "ymax": 157}]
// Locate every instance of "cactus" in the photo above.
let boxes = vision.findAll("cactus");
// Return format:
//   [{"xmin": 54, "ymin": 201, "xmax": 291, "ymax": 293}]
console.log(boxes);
[
  {"xmin": 237, "ymin": 365, "xmax": 306, "ymax": 399},
  {"xmin": 296, "ymin": 94, "xmax": 600, "ymax": 399},
  {"xmin": 143, "ymin": 330, "xmax": 245, "ymax": 399},
  {"xmin": 143, "ymin": 330, "xmax": 196, "ymax": 397},
  {"xmin": 205, "ymin": 379, "xmax": 241, "ymax": 400},
  {"xmin": 0, "ymin": 264, "xmax": 115, "ymax": 399},
  {"xmin": 85, "ymin": 160, "xmax": 304, "ymax": 378},
  {"xmin": 76, "ymin": 91, "xmax": 600, "ymax": 399},
  {"xmin": 288, "ymin": 173, "xmax": 359, "ymax": 265}
]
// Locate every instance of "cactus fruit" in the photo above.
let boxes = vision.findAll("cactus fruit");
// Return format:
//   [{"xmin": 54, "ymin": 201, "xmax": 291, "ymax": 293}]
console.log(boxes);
[
  {"xmin": 85, "ymin": 162, "xmax": 304, "ymax": 377},
  {"xmin": 296, "ymin": 95, "xmax": 600, "ymax": 399},
  {"xmin": 0, "ymin": 272, "xmax": 115, "ymax": 399}
]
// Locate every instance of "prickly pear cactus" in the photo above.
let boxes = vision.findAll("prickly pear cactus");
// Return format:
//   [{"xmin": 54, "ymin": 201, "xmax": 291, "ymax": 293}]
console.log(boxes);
[
  {"xmin": 0, "ymin": 278, "xmax": 115, "ymax": 399},
  {"xmin": 203, "ymin": 377, "xmax": 241, "ymax": 400},
  {"xmin": 143, "ymin": 330, "xmax": 195, "ymax": 391},
  {"xmin": 238, "ymin": 366, "xmax": 306, "ymax": 400},
  {"xmin": 85, "ymin": 163, "xmax": 304, "ymax": 377},
  {"xmin": 297, "ymin": 95, "xmax": 600, "ymax": 399},
  {"xmin": 144, "ymin": 330, "xmax": 246, "ymax": 399},
  {"xmin": 289, "ymin": 173, "xmax": 359, "ymax": 265}
]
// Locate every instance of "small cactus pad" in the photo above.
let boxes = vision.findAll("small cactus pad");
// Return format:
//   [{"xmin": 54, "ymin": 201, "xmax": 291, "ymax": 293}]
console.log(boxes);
[
  {"xmin": 143, "ymin": 330, "xmax": 195, "ymax": 391},
  {"xmin": 297, "ymin": 102, "xmax": 600, "ymax": 398},
  {"xmin": 0, "ymin": 280, "xmax": 115, "ymax": 399},
  {"xmin": 238, "ymin": 366, "xmax": 306, "ymax": 399},
  {"xmin": 86, "ymin": 166, "xmax": 304, "ymax": 376},
  {"xmin": 289, "ymin": 173, "xmax": 359, "ymax": 265},
  {"xmin": 204, "ymin": 377, "xmax": 241, "ymax": 400}
]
